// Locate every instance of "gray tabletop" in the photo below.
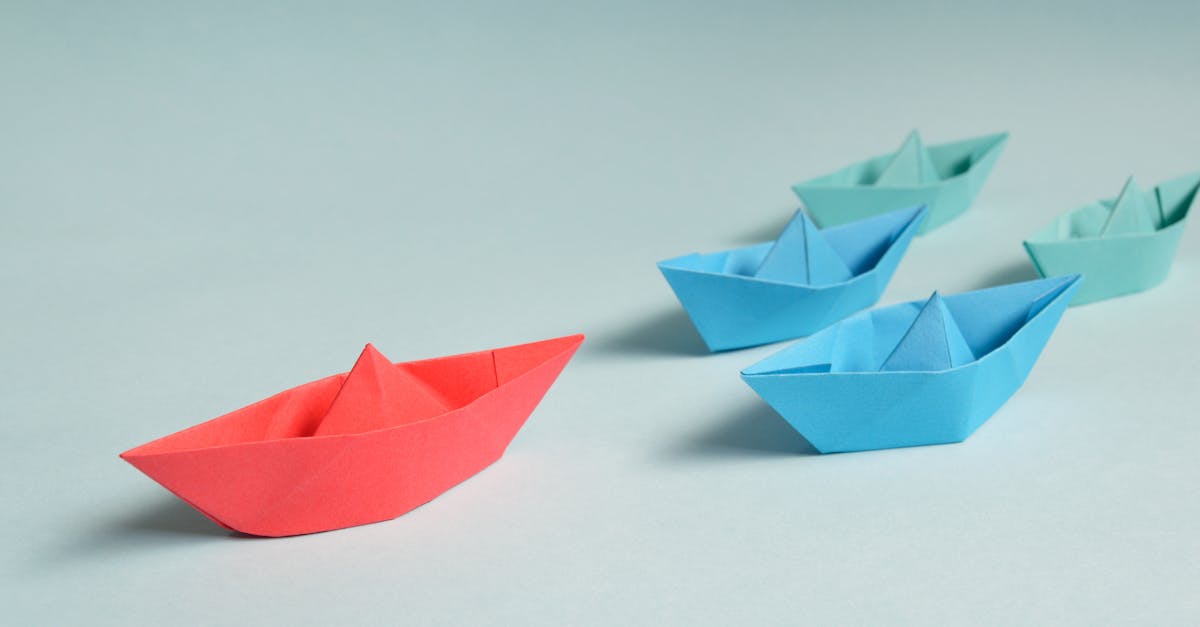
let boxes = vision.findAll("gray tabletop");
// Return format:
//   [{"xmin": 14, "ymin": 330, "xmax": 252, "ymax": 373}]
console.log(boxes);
[{"xmin": 4, "ymin": 1, "xmax": 1199, "ymax": 625}]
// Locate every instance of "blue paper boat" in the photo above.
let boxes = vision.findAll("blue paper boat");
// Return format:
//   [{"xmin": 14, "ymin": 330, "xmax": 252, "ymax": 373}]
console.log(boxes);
[
  {"xmin": 658, "ymin": 205, "xmax": 926, "ymax": 352},
  {"xmin": 792, "ymin": 131, "xmax": 1008, "ymax": 234},
  {"xmin": 741, "ymin": 275, "xmax": 1083, "ymax": 453}
]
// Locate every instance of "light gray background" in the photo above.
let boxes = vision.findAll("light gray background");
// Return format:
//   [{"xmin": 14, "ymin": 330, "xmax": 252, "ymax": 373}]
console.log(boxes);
[{"xmin": 3, "ymin": 1, "xmax": 1198, "ymax": 624}]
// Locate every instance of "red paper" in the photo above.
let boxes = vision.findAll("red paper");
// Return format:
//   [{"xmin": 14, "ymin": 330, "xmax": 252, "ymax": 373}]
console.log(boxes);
[{"xmin": 121, "ymin": 334, "xmax": 585, "ymax": 536}]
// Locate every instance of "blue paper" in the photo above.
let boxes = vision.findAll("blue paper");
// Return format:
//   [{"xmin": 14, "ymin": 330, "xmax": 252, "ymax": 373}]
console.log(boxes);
[
  {"xmin": 658, "ymin": 205, "xmax": 926, "ymax": 352},
  {"xmin": 879, "ymin": 292, "xmax": 974, "ymax": 371},
  {"xmin": 741, "ymin": 275, "xmax": 1083, "ymax": 453}
]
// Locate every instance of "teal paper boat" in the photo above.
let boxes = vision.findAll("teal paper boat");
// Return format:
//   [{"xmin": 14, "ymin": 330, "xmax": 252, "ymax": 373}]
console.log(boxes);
[
  {"xmin": 1023, "ymin": 173, "xmax": 1197, "ymax": 306},
  {"xmin": 741, "ymin": 275, "xmax": 1082, "ymax": 453},
  {"xmin": 792, "ymin": 131, "xmax": 1008, "ymax": 234},
  {"xmin": 658, "ymin": 205, "xmax": 926, "ymax": 352}
]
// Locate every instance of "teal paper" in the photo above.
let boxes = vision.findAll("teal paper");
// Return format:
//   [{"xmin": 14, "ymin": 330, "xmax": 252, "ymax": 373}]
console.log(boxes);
[
  {"xmin": 741, "ymin": 275, "xmax": 1082, "ymax": 453},
  {"xmin": 1023, "ymin": 172, "xmax": 1198, "ymax": 305},
  {"xmin": 792, "ymin": 131, "xmax": 1008, "ymax": 234},
  {"xmin": 658, "ymin": 205, "xmax": 926, "ymax": 352}
]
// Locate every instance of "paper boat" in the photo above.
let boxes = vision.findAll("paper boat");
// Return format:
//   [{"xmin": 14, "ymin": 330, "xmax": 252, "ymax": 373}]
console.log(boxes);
[
  {"xmin": 121, "ymin": 334, "xmax": 584, "ymax": 537},
  {"xmin": 792, "ymin": 130, "xmax": 1008, "ymax": 234},
  {"xmin": 741, "ymin": 275, "xmax": 1082, "ymax": 453},
  {"xmin": 1024, "ymin": 173, "xmax": 1197, "ymax": 305},
  {"xmin": 658, "ymin": 205, "xmax": 926, "ymax": 351}
]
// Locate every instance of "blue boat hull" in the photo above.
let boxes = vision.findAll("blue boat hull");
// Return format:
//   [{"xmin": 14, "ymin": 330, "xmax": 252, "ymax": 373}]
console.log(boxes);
[
  {"xmin": 658, "ymin": 207, "xmax": 924, "ymax": 351},
  {"xmin": 741, "ymin": 275, "xmax": 1082, "ymax": 452}
]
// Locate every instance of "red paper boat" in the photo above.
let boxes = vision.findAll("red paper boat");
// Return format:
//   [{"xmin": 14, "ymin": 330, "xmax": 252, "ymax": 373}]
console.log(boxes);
[{"xmin": 121, "ymin": 334, "xmax": 584, "ymax": 537}]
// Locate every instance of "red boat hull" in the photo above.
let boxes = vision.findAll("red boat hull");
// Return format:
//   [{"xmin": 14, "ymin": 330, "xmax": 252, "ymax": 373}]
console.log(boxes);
[{"xmin": 121, "ymin": 335, "xmax": 584, "ymax": 536}]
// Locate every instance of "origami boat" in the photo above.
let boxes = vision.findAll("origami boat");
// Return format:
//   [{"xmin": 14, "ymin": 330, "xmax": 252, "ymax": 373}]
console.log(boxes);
[
  {"xmin": 658, "ymin": 205, "xmax": 926, "ymax": 351},
  {"xmin": 741, "ymin": 275, "xmax": 1082, "ymax": 453},
  {"xmin": 121, "ymin": 334, "xmax": 584, "ymax": 537},
  {"xmin": 792, "ymin": 130, "xmax": 1008, "ymax": 234},
  {"xmin": 1024, "ymin": 173, "xmax": 1197, "ymax": 305}
]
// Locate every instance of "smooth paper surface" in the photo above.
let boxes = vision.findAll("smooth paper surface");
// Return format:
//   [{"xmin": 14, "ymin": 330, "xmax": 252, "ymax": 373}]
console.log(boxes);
[
  {"xmin": 875, "ymin": 130, "xmax": 941, "ymax": 186},
  {"xmin": 792, "ymin": 131, "xmax": 1008, "ymax": 234},
  {"xmin": 741, "ymin": 275, "xmax": 1082, "ymax": 453},
  {"xmin": 879, "ymin": 292, "xmax": 974, "ymax": 372},
  {"xmin": 658, "ymin": 205, "xmax": 926, "ymax": 351},
  {"xmin": 755, "ymin": 210, "xmax": 853, "ymax": 284},
  {"xmin": 120, "ymin": 334, "xmax": 585, "ymax": 536},
  {"xmin": 1024, "ymin": 172, "xmax": 1197, "ymax": 305}
]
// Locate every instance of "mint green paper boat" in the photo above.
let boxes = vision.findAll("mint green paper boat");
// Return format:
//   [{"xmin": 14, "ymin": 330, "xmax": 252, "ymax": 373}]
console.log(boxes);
[
  {"xmin": 792, "ymin": 131, "xmax": 1009, "ymax": 234},
  {"xmin": 1023, "ymin": 173, "xmax": 1198, "ymax": 305}
]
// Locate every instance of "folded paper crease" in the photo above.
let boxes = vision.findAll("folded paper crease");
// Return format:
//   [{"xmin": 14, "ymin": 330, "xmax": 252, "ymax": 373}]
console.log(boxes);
[
  {"xmin": 792, "ymin": 130, "xmax": 1008, "ymax": 233},
  {"xmin": 741, "ymin": 276, "xmax": 1082, "ymax": 453},
  {"xmin": 121, "ymin": 334, "xmax": 585, "ymax": 536},
  {"xmin": 658, "ymin": 205, "xmax": 926, "ymax": 351},
  {"xmin": 1024, "ymin": 172, "xmax": 1197, "ymax": 305}
]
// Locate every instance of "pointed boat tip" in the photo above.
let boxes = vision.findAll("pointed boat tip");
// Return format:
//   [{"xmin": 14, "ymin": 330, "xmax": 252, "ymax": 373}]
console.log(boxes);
[
  {"xmin": 903, "ymin": 128, "xmax": 923, "ymax": 143},
  {"xmin": 908, "ymin": 129, "xmax": 1008, "ymax": 146},
  {"xmin": 886, "ymin": 203, "xmax": 929, "ymax": 226},
  {"xmin": 657, "ymin": 253, "xmax": 703, "ymax": 273},
  {"xmin": 771, "ymin": 207, "xmax": 820, "ymax": 240},
  {"xmin": 656, "ymin": 255, "xmax": 687, "ymax": 269},
  {"xmin": 1028, "ymin": 273, "xmax": 1084, "ymax": 306},
  {"xmin": 498, "ymin": 333, "xmax": 586, "ymax": 357},
  {"xmin": 119, "ymin": 443, "xmax": 153, "ymax": 461},
  {"xmin": 1018, "ymin": 273, "xmax": 1083, "ymax": 293},
  {"xmin": 1044, "ymin": 272, "xmax": 1083, "ymax": 287},
  {"xmin": 905, "ymin": 204, "xmax": 930, "ymax": 227},
  {"xmin": 787, "ymin": 207, "xmax": 812, "ymax": 227},
  {"xmin": 967, "ymin": 130, "xmax": 1010, "ymax": 152},
  {"xmin": 982, "ymin": 130, "xmax": 1010, "ymax": 143},
  {"xmin": 358, "ymin": 342, "xmax": 387, "ymax": 358},
  {"xmin": 537, "ymin": 333, "xmax": 587, "ymax": 353},
  {"xmin": 1021, "ymin": 240, "xmax": 1051, "ymax": 276}
]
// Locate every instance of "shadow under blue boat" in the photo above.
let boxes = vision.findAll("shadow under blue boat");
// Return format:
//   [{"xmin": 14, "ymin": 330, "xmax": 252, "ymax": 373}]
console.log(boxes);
[
  {"xmin": 665, "ymin": 400, "xmax": 820, "ymax": 459},
  {"xmin": 589, "ymin": 307, "xmax": 710, "ymax": 357}
]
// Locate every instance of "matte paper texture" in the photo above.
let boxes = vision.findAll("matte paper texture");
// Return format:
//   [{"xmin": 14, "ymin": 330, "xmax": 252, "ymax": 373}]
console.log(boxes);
[
  {"xmin": 658, "ymin": 205, "xmax": 926, "ymax": 351},
  {"xmin": 792, "ymin": 131, "xmax": 1008, "ymax": 234},
  {"xmin": 121, "ymin": 335, "xmax": 585, "ymax": 536},
  {"xmin": 742, "ymin": 276, "xmax": 1081, "ymax": 453},
  {"xmin": 1024, "ymin": 172, "xmax": 1197, "ymax": 305}
]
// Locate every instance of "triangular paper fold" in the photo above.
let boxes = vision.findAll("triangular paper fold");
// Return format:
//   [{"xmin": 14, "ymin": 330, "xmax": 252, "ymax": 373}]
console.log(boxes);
[
  {"xmin": 879, "ymin": 292, "xmax": 974, "ymax": 371},
  {"xmin": 313, "ymin": 344, "xmax": 451, "ymax": 437},
  {"xmin": 1101, "ymin": 177, "xmax": 1157, "ymax": 236},
  {"xmin": 754, "ymin": 210, "xmax": 853, "ymax": 285},
  {"xmin": 875, "ymin": 130, "xmax": 940, "ymax": 186},
  {"xmin": 741, "ymin": 276, "xmax": 1083, "ymax": 453},
  {"xmin": 119, "ymin": 334, "xmax": 586, "ymax": 536},
  {"xmin": 1024, "ymin": 173, "xmax": 1197, "ymax": 305}
]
